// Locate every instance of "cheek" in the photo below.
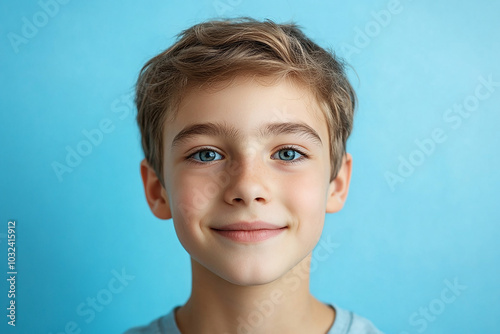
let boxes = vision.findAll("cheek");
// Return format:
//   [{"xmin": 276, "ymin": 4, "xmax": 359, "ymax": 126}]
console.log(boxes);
[
  {"xmin": 167, "ymin": 173, "xmax": 201, "ymax": 227},
  {"xmin": 282, "ymin": 168, "xmax": 328, "ymax": 232},
  {"xmin": 167, "ymin": 172, "xmax": 215, "ymax": 254},
  {"xmin": 170, "ymin": 172, "xmax": 206, "ymax": 222},
  {"xmin": 168, "ymin": 169, "xmax": 224, "ymax": 229}
]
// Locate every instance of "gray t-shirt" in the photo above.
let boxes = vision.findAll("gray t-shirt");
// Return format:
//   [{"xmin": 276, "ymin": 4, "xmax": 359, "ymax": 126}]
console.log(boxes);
[{"xmin": 124, "ymin": 304, "xmax": 383, "ymax": 334}]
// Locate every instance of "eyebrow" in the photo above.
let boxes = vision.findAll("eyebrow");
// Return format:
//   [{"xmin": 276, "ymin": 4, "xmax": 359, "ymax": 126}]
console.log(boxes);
[
  {"xmin": 259, "ymin": 122, "xmax": 323, "ymax": 147},
  {"xmin": 171, "ymin": 121, "xmax": 323, "ymax": 148}
]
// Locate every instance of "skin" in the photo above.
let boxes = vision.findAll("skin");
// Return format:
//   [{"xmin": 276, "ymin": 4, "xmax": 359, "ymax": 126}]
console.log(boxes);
[{"xmin": 140, "ymin": 75, "xmax": 352, "ymax": 334}]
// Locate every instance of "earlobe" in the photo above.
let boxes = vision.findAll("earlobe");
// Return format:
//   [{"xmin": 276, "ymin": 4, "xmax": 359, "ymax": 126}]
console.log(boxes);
[
  {"xmin": 326, "ymin": 153, "xmax": 352, "ymax": 213},
  {"xmin": 140, "ymin": 159, "xmax": 172, "ymax": 220}
]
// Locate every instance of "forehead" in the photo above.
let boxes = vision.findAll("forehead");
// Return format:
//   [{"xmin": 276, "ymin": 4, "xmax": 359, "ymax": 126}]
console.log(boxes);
[{"xmin": 164, "ymin": 76, "xmax": 328, "ymax": 143}]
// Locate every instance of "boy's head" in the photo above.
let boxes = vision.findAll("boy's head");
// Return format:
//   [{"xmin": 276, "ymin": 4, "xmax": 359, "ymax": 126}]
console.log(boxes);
[{"xmin": 136, "ymin": 17, "xmax": 356, "ymax": 286}]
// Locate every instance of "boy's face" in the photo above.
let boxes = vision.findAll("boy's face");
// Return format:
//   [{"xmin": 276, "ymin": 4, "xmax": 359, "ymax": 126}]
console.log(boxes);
[{"xmin": 142, "ymin": 76, "xmax": 351, "ymax": 286}]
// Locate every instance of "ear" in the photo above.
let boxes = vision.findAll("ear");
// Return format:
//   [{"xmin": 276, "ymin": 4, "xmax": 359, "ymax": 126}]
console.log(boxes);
[
  {"xmin": 326, "ymin": 153, "xmax": 352, "ymax": 213},
  {"xmin": 140, "ymin": 159, "xmax": 172, "ymax": 219}
]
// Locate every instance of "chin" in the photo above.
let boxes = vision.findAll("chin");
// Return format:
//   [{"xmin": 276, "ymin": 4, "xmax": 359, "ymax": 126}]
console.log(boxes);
[{"xmin": 212, "ymin": 258, "xmax": 292, "ymax": 287}]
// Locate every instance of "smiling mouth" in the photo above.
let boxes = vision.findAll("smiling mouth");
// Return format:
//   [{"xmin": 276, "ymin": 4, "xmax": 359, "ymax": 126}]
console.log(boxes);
[{"xmin": 211, "ymin": 222, "xmax": 287, "ymax": 242}]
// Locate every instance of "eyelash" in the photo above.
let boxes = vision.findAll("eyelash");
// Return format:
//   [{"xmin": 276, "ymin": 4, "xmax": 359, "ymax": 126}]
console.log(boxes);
[
  {"xmin": 273, "ymin": 145, "xmax": 308, "ymax": 164},
  {"xmin": 186, "ymin": 145, "xmax": 309, "ymax": 165},
  {"xmin": 186, "ymin": 147, "xmax": 224, "ymax": 165}
]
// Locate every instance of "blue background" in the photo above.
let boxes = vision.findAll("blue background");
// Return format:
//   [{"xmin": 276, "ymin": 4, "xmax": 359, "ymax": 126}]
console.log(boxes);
[{"xmin": 1, "ymin": 0, "xmax": 499, "ymax": 333}]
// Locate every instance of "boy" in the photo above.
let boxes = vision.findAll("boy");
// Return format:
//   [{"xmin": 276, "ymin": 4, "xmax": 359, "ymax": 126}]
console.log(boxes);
[{"xmin": 126, "ymin": 17, "xmax": 383, "ymax": 334}]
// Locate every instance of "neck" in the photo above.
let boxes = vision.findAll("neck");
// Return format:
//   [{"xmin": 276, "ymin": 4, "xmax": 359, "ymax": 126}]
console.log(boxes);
[{"xmin": 176, "ymin": 254, "xmax": 335, "ymax": 334}]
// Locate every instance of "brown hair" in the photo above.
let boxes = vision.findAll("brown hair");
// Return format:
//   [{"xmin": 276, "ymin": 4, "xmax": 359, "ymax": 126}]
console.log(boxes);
[{"xmin": 136, "ymin": 17, "xmax": 356, "ymax": 185}]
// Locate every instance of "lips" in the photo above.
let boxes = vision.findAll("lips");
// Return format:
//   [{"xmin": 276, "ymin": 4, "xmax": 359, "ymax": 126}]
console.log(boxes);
[{"xmin": 212, "ymin": 221, "xmax": 287, "ymax": 242}]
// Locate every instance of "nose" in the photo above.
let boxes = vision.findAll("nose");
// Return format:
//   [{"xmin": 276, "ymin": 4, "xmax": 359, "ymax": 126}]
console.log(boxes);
[{"xmin": 223, "ymin": 158, "xmax": 270, "ymax": 206}]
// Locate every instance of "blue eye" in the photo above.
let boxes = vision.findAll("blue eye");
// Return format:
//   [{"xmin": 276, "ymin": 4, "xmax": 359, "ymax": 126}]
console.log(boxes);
[
  {"xmin": 190, "ymin": 149, "xmax": 223, "ymax": 162},
  {"xmin": 272, "ymin": 147, "xmax": 305, "ymax": 161}
]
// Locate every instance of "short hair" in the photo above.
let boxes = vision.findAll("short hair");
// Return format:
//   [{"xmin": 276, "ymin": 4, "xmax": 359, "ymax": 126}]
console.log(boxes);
[{"xmin": 136, "ymin": 17, "xmax": 356, "ymax": 186}]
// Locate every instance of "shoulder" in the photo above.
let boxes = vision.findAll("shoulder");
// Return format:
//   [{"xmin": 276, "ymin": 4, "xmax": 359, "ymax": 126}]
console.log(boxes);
[
  {"xmin": 330, "ymin": 304, "xmax": 384, "ymax": 334},
  {"xmin": 123, "ymin": 308, "xmax": 180, "ymax": 334}
]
